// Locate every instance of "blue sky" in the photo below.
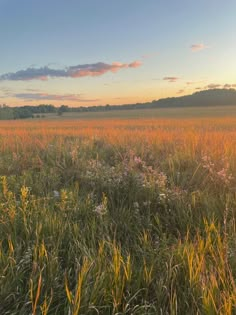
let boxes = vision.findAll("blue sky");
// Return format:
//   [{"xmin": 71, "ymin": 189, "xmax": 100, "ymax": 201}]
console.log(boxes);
[{"xmin": 0, "ymin": 0, "xmax": 235, "ymax": 106}]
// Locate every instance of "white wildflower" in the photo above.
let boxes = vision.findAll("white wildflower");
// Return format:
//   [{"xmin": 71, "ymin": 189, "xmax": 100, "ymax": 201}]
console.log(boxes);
[
  {"xmin": 53, "ymin": 190, "xmax": 60, "ymax": 198},
  {"xmin": 94, "ymin": 203, "xmax": 107, "ymax": 216},
  {"xmin": 133, "ymin": 202, "xmax": 139, "ymax": 209}
]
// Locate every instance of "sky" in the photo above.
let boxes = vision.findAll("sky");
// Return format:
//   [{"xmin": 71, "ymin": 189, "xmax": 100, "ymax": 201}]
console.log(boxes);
[{"xmin": 0, "ymin": 0, "xmax": 235, "ymax": 107}]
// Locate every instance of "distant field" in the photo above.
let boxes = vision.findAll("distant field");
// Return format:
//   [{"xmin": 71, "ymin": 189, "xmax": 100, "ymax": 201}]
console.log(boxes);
[
  {"xmin": 36, "ymin": 105, "xmax": 236, "ymax": 120},
  {"xmin": 0, "ymin": 116, "xmax": 236, "ymax": 314}
]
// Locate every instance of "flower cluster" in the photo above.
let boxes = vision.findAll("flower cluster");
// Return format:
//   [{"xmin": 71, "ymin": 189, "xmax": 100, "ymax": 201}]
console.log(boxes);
[{"xmin": 201, "ymin": 155, "xmax": 234, "ymax": 186}]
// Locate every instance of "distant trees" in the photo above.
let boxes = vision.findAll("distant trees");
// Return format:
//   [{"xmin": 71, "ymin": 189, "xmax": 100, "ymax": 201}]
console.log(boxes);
[
  {"xmin": 0, "ymin": 104, "xmax": 71, "ymax": 120},
  {"xmin": 0, "ymin": 88, "xmax": 236, "ymax": 120},
  {"xmin": 0, "ymin": 104, "xmax": 55, "ymax": 120},
  {"xmin": 23, "ymin": 104, "xmax": 57, "ymax": 114},
  {"xmin": 58, "ymin": 105, "xmax": 69, "ymax": 116},
  {"xmin": 14, "ymin": 108, "xmax": 33, "ymax": 119},
  {"xmin": 0, "ymin": 105, "xmax": 14, "ymax": 120}
]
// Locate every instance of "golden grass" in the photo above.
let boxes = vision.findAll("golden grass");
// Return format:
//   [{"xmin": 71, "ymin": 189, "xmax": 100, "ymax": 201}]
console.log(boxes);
[
  {"xmin": 1, "ymin": 118, "xmax": 236, "ymax": 157},
  {"xmin": 0, "ymin": 116, "xmax": 236, "ymax": 314}
]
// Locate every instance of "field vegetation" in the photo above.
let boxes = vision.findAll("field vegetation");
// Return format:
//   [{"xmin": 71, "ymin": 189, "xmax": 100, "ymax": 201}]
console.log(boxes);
[{"xmin": 0, "ymin": 111, "xmax": 236, "ymax": 314}]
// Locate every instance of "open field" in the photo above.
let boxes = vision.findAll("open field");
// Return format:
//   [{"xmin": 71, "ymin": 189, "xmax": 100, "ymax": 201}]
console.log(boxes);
[
  {"xmin": 36, "ymin": 105, "xmax": 236, "ymax": 120},
  {"xmin": 0, "ymin": 114, "xmax": 236, "ymax": 314}
]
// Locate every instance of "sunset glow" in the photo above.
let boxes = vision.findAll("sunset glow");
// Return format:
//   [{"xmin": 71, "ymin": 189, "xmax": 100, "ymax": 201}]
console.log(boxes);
[{"xmin": 0, "ymin": 0, "xmax": 235, "ymax": 107}]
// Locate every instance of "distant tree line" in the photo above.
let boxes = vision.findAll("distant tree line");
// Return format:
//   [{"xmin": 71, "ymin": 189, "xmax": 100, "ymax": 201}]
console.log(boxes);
[
  {"xmin": 1, "ymin": 89, "xmax": 236, "ymax": 120},
  {"xmin": 0, "ymin": 104, "xmax": 58, "ymax": 120}
]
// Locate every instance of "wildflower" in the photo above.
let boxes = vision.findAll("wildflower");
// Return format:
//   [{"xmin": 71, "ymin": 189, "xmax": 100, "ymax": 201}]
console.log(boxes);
[
  {"xmin": 156, "ymin": 172, "xmax": 167, "ymax": 188},
  {"xmin": 202, "ymin": 154, "xmax": 234, "ymax": 186},
  {"xmin": 201, "ymin": 155, "xmax": 214, "ymax": 173},
  {"xmin": 94, "ymin": 203, "xmax": 107, "ymax": 216},
  {"xmin": 134, "ymin": 156, "xmax": 143, "ymax": 164},
  {"xmin": 53, "ymin": 190, "xmax": 60, "ymax": 198},
  {"xmin": 70, "ymin": 147, "xmax": 78, "ymax": 164},
  {"xmin": 133, "ymin": 201, "xmax": 139, "ymax": 209},
  {"xmin": 217, "ymin": 168, "xmax": 233, "ymax": 185}
]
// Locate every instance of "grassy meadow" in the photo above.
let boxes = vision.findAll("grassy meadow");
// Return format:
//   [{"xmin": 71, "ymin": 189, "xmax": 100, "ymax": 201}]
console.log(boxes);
[
  {"xmin": 36, "ymin": 105, "xmax": 236, "ymax": 120},
  {"xmin": 0, "ymin": 108, "xmax": 236, "ymax": 314}
]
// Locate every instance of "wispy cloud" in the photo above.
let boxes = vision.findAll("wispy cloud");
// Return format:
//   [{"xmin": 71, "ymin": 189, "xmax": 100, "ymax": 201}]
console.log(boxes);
[
  {"xmin": 13, "ymin": 92, "xmax": 100, "ymax": 102},
  {"xmin": 0, "ymin": 87, "xmax": 12, "ymax": 96},
  {"xmin": 163, "ymin": 77, "xmax": 180, "ymax": 83},
  {"xmin": 190, "ymin": 43, "xmax": 208, "ymax": 52},
  {"xmin": 223, "ymin": 83, "xmax": 236, "ymax": 88},
  {"xmin": 207, "ymin": 83, "xmax": 236, "ymax": 89},
  {"xmin": 206, "ymin": 84, "xmax": 222, "ymax": 89},
  {"xmin": 186, "ymin": 80, "xmax": 205, "ymax": 85},
  {"xmin": 0, "ymin": 60, "xmax": 142, "ymax": 81},
  {"xmin": 177, "ymin": 89, "xmax": 185, "ymax": 94},
  {"xmin": 195, "ymin": 83, "xmax": 236, "ymax": 90}
]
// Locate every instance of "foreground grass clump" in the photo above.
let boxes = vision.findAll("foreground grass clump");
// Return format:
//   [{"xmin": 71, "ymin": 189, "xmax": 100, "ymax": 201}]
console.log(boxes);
[{"xmin": 0, "ymin": 117, "xmax": 236, "ymax": 314}]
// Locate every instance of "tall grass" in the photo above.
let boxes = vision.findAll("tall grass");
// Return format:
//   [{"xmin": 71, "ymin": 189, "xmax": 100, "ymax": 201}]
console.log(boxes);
[{"xmin": 0, "ymin": 117, "xmax": 236, "ymax": 314}]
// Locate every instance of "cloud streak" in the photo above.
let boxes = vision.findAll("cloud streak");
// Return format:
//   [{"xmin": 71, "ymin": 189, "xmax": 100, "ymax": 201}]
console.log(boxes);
[
  {"xmin": 14, "ymin": 92, "xmax": 100, "ymax": 102},
  {"xmin": 0, "ymin": 60, "xmax": 142, "ymax": 81},
  {"xmin": 195, "ymin": 83, "xmax": 236, "ymax": 91},
  {"xmin": 186, "ymin": 80, "xmax": 205, "ymax": 85},
  {"xmin": 163, "ymin": 77, "xmax": 180, "ymax": 83},
  {"xmin": 205, "ymin": 83, "xmax": 236, "ymax": 89},
  {"xmin": 190, "ymin": 43, "xmax": 208, "ymax": 52},
  {"xmin": 206, "ymin": 84, "xmax": 221, "ymax": 89}
]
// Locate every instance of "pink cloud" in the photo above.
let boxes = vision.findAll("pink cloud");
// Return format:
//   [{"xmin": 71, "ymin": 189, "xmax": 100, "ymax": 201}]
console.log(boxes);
[
  {"xmin": 163, "ymin": 76, "xmax": 180, "ymax": 83},
  {"xmin": 190, "ymin": 43, "xmax": 208, "ymax": 52},
  {"xmin": 129, "ymin": 60, "xmax": 142, "ymax": 68},
  {"xmin": 0, "ymin": 60, "xmax": 142, "ymax": 81},
  {"xmin": 69, "ymin": 61, "xmax": 142, "ymax": 77}
]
